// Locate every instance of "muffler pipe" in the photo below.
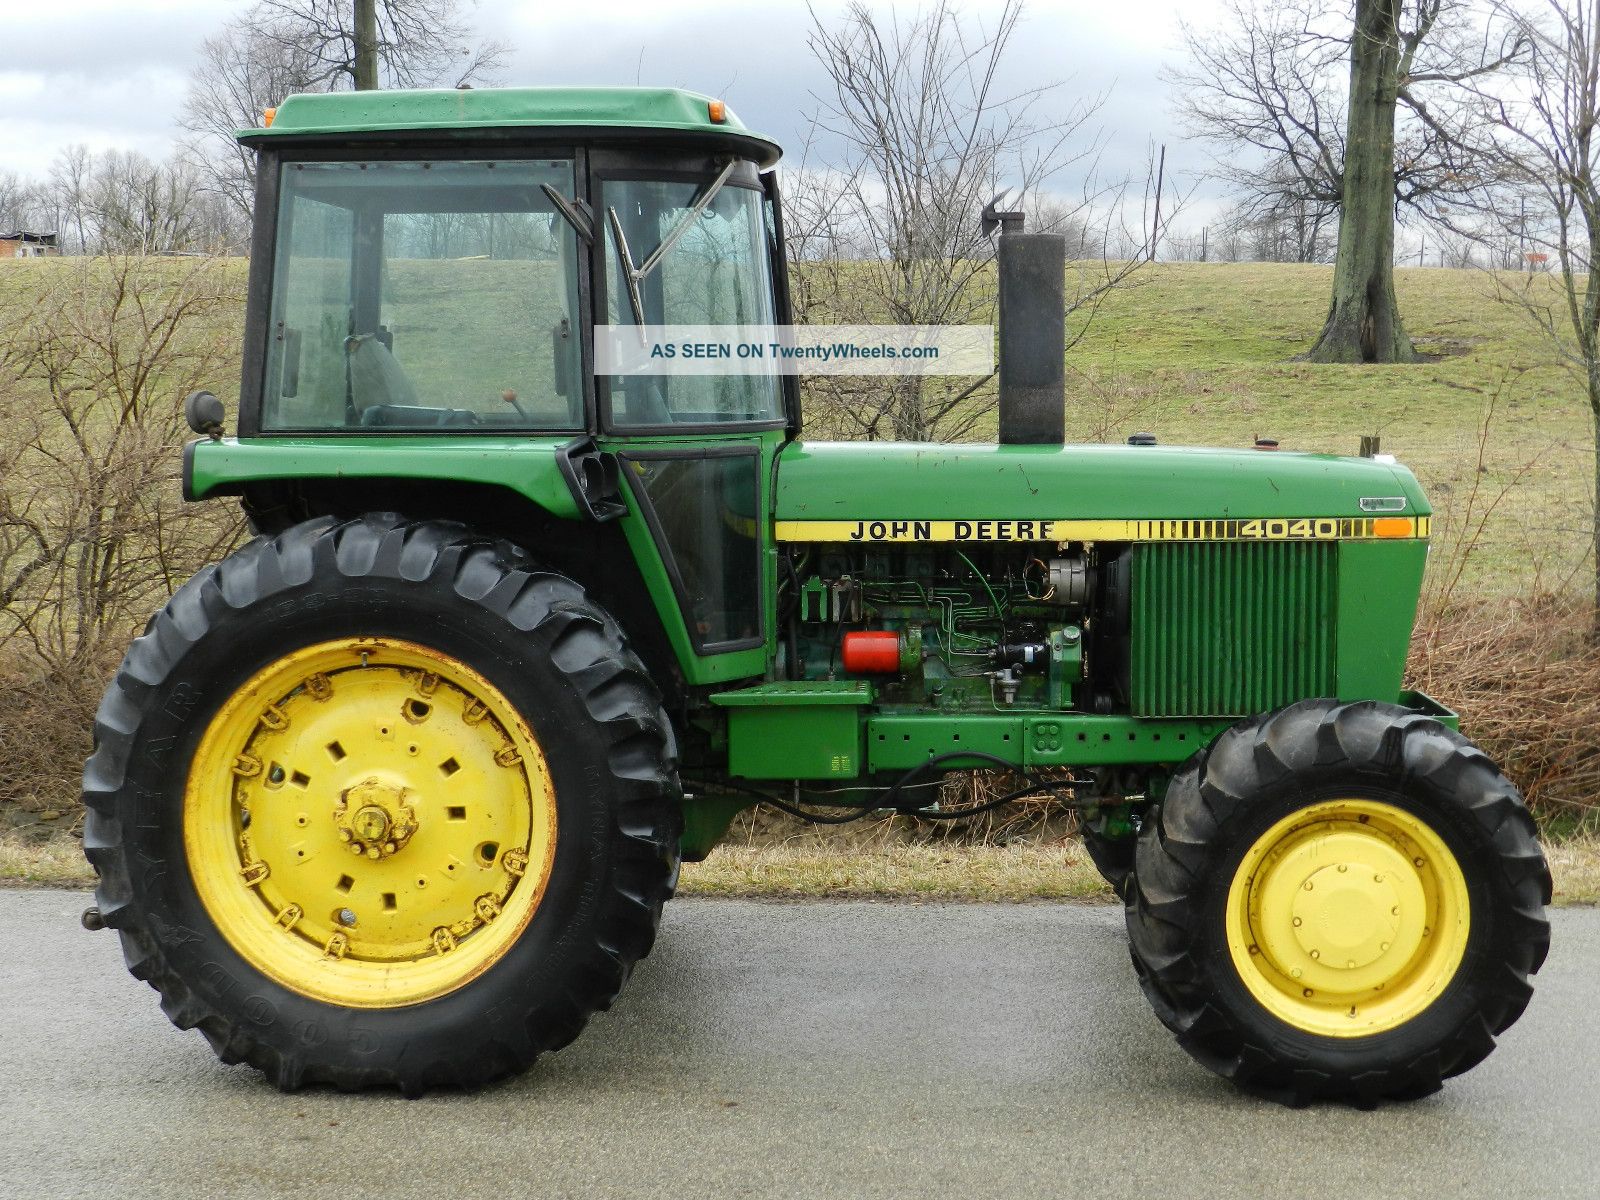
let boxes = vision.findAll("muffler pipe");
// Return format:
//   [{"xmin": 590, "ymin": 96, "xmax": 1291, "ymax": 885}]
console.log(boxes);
[{"xmin": 996, "ymin": 229, "xmax": 1066, "ymax": 446}]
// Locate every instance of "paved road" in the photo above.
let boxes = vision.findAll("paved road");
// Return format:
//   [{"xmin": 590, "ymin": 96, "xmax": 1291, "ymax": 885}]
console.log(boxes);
[{"xmin": 1, "ymin": 892, "xmax": 1595, "ymax": 1200}]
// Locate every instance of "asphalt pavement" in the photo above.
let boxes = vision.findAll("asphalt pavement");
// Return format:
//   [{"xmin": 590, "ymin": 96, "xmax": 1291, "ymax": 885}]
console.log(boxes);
[{"xmin": 1, "ymin": 890, "xmax": 1595, "ymax": 1200}]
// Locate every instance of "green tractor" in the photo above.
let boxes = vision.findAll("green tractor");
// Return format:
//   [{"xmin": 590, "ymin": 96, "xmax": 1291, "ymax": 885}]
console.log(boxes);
[{"xmin": 82, "ymin": 86, "xmax": 1550, "ymax": 1105}]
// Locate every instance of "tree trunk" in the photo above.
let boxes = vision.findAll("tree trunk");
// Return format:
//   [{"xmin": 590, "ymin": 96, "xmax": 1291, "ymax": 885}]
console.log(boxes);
[
  {"xmin": 353, "ymin": 0, "xmax": 379, "ymax": 91},
  {"xmin": 1307, "ymin": 0, "xmax": 1421, "ymax": 363},
  {"xmin": 1592, "ymin": 399, "xmax": 1600, "ymax": 639}
]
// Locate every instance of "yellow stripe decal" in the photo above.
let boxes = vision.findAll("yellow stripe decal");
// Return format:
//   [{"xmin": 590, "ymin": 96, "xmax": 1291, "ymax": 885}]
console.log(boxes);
[{"xmin": 772, "ymin": 517, "xmax": 1429, "ymax": 544}]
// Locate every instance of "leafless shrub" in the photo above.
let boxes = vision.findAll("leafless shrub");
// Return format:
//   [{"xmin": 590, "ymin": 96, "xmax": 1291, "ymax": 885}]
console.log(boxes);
[
  {"xmin": 1411, "ymin": 594, "xmax": 1600, "ymax": 825},
  {"xmin": 0, "ymin": 256, "xmax": 246, "ymax": 812},
  {"xmin": 793, "ymin": 0, "xmax": 1174, "ymax": 443}
]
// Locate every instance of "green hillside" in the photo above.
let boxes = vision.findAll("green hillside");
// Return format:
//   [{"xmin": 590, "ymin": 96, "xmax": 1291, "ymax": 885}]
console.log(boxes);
[{"xmin": 1057, "ymin": 261, "xmax": 1590, "ymax": 599}]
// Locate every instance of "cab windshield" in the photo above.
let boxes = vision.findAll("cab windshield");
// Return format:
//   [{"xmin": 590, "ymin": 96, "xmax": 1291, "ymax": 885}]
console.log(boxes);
[
  {"xmin": 602, "ymin": 173, "xmax": 783, "ymax": 428},
  {"xmin": 262, "ymin": 158, "xmax": 583, "ymax": 432}
]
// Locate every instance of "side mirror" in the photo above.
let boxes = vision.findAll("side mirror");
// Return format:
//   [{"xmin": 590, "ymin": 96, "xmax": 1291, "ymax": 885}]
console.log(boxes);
[{"xmin": 184, "ymin": 390, "xmax": 226, "ymax": 440}]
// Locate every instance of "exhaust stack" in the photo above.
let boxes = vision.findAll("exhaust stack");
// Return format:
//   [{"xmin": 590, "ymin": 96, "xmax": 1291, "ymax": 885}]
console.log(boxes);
[{"xmin": 988, "ymin": 197, "xmax": 1065, "ymax": 446}]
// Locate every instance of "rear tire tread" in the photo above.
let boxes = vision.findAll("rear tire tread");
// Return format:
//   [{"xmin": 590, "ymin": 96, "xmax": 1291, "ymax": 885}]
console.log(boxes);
[{"xmin": 82, "ymin": 514, "xmax": 680, "ymax": 1092}]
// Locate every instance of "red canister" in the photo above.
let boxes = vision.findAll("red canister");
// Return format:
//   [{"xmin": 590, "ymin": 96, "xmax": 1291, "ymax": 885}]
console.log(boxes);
[{"xmin": 841, "ymin": 630, "xmax": 902, "ymax": 673}]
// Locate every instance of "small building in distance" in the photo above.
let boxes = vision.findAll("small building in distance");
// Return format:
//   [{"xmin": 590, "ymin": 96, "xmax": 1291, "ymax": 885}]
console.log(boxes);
[{"xmin": 1, "ymin": 231, "xmax": 60, "ymax": 258}]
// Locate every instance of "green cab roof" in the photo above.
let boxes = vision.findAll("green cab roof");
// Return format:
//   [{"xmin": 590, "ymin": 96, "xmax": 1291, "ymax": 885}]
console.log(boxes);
[{"xmin": 238, "ymin": 85, "xmax": 782, "ymax": 165}]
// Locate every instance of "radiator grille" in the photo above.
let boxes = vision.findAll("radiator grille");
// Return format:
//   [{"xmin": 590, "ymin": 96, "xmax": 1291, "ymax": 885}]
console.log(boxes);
[{"xmin": 1128, "ymin": 541, "xmax": 1337, "ymax": 717}]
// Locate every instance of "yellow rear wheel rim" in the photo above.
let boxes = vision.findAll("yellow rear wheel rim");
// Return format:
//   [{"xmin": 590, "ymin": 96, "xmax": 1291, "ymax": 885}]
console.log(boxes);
[
  {"xmin": 185, "ymin": 638, "xmax": 557, "ymax": 1009},
  {"xmin": 1225, "ymin": 798, "xmax": 1469, "ymax": 1038}
]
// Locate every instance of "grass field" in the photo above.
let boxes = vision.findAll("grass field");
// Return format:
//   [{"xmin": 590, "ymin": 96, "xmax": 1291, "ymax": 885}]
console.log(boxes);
[{"xmin": 1052, "ymin": 262, "xmax": 1594, "ymax": 599}]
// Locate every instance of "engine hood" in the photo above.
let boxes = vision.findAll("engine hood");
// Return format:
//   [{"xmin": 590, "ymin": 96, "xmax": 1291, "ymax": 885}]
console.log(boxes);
[{"xmin": 773, "ymin": 441, "xmax": 1430, "ymax": 543}]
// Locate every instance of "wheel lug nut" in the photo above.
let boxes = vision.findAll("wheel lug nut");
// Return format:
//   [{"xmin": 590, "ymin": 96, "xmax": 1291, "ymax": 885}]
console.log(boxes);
[
  {"xmin": 1292, "ymin": 917, "xmax": 1302, "ymax": 927},
  {"xmin": 1310, "ymin": 949, "xmax": 1321, "ymax": 960},
  {"xmin": 1337, "ymin": 864, "xmax": 1348, "ymax": 873},
  {"xmin": 336, "ymin": 908, "xmax": 357, "ymax": 927}
]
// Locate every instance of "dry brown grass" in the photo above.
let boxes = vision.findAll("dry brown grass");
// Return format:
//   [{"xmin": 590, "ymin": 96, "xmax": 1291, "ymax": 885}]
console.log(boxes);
[
  {"xmin": 0, "ymin": 832, "xmax": 92, "ymax": 888},
  {"xmin": 1410, "ymin": 595, "xmax": 1600, "ymax": 830},
  {"xmin": 12, "ymin": 830, "xmax": 1597, "ymax": 902},
  {"xmin": 679, "ymin": 842, "xmax": 1111, "ymax": 901}
]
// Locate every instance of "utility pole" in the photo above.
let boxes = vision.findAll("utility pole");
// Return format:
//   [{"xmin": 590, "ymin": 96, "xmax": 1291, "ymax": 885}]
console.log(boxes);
[
  {"xmin": 354, "ymin": 0, "xmax": 379, "ymax": 91},
  {"xmin": 1519, "ymin": 195, "xmax": 1527, "ymax": 270}
]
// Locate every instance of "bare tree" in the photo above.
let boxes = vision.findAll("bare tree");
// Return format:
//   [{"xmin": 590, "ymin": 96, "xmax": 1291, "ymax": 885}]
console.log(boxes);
[
  {"xmin": 0, "ymin": 255, "xmax": 244, "ymax": 679},
  {"xmin": 797, "ymin": 0, "xmax": 1165, "ymax": 442},
  {"xmin": 180, "ymin": 14, "xmax": 329, "ymax": 228},
  {"xmin": 178, "ymin": 0, "xmax": 508, "ymax": 235},
  {"xmin": 1468, "ymin": 0, "xmax": 1600, "ymax": 626},
  {"xmin": 0, "ymin": 171, "xmax": 45, "ymax": 233},
  {"xmin": 1171, "ymin": 0, "xmax": 1522, "ymax": 361},
  {"xmin": 48, "ymin": 145, "xmax": 94, "ymax": 254},
  {"xmin": 80, "ymin": 151, "xmax": 235, "ymax": 254},
  {"xmin": 1169, "ymin": 2, "xmax": 1348, "ymax": 242},
  {"xmin": 246, "ymin": 0, "xmax": 508, "ymax": 93}
]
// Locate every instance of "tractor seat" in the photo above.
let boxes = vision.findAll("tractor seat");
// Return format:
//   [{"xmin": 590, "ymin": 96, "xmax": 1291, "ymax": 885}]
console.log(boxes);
[{"xmin": 358, "ymin": 404, "xmax": 479, "ymax": 428}]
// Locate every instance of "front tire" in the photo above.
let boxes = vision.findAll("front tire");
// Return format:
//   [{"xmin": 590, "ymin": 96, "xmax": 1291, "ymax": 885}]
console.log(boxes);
[
  {"xmin": 82, "ymin": 515, "xmax": 681, "ymax": 1092},
  {"xmin": 1125, "ymin": 699, "xmax": 1550, "ymax": 1106}
]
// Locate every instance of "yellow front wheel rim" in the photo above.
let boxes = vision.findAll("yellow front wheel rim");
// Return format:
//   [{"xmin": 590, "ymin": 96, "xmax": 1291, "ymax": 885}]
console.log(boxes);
[
  {"xmin": 185, "ymin": 638, "xmax": 558, "ymax": 1009},
  {"xmin": 1225, "ymin": 798, "xmax": 1470, "ymax": 1038}
]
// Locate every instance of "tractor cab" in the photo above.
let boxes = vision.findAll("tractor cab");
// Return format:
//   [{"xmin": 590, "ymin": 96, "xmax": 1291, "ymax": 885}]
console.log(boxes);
[
  {"xmin": 239, "ymin": 86, "xmax": 792, "ymax": 438},
  {"xmin": 217, "ymin": 87, "xmax": 795, "ymax": 679}
]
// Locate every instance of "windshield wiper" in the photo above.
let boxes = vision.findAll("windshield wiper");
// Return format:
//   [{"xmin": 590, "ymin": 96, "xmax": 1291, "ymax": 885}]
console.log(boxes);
[
  {"xmin": 607, "ymin": 158, "xmax": 738, "ymax": 326},
  {"xmin": 540, "ymin": 183, "xmax": 594, "ymax": 244}
]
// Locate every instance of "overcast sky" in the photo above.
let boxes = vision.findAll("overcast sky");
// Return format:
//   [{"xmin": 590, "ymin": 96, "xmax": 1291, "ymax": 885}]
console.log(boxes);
[{"xmin": 0, "ymin": 0, "xmax": 1220, "ymax": 214}]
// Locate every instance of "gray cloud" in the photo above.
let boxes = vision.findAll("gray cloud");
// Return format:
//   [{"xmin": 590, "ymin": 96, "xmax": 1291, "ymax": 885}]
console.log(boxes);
[{"xmin": 0, "ymin": 0, "xmax": 1229, "ymax": 222}]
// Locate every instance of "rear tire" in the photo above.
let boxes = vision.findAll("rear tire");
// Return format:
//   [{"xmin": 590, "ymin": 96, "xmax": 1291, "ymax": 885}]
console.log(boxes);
[
  {"xmin": 1125, "ymin": 699, "xmax": 1550, "ymax": 1106},
  {"xmin": 82, "ymin": 514, "xmax": 681, "ymax": 1092}
]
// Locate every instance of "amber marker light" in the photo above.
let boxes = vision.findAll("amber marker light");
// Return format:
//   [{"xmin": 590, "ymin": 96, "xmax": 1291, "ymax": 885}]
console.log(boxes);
[
  {"xmin": 1373, "ymin": 517, "xmax": 1413, "ymax": 538},
  {"xmin": 263, "ymin": 107, "xmax": 277, "ymax": 127},
  {"xmin": 708, "ymin": 99, "xmax": 727, "ymax": 123}
]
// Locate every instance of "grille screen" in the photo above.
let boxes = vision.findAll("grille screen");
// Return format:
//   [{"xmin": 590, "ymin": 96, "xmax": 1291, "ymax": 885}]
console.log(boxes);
[{"xmin": 1128, "ymin": 541, "xmax": 1337, "ymax": 717}]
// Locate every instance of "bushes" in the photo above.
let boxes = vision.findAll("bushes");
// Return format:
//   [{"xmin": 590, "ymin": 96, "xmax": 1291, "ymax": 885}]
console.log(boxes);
[
  {"xmin": 0, "ymin": 256, "xmax": 243, "ymax": 814},
  {"xmin": 1410, "ymin": 594, "xmax": 1600, "ymax": 831}
]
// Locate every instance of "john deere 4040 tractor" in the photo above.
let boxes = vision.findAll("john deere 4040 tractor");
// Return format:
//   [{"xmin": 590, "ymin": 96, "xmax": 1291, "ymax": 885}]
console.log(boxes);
[{"xmin": 82, "ymin": 87, "xmax": 1551, "ymax": 1105}]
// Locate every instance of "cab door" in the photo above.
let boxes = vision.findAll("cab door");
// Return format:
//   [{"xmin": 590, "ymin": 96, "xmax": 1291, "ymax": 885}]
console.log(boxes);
[{"xmin": 588, "ymin": 148, "xmax": 789, "ymax": 685}]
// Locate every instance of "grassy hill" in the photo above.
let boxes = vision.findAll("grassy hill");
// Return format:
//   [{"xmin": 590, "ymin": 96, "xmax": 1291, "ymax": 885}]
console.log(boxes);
[{"xmin": 1057, "ymin": 262, "xmax": 1592, "ymax": 600}]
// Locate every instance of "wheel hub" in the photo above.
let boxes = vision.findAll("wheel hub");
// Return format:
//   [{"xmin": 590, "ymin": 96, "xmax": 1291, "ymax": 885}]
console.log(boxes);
[
  {"xmin": 1224, "ymin": 798, "xmax": 1469, "ymax": 1037},
  {"xmin": 184, "ymin": 638, "xmax": 558, "ymax": 1008},
  {"xmin": 334, "ymin": 778, "xmax": 419, "ymax": 859},
  {"xmin": 1290, "ymin": 863, "xmax": 1399, "ymax": 969}
]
